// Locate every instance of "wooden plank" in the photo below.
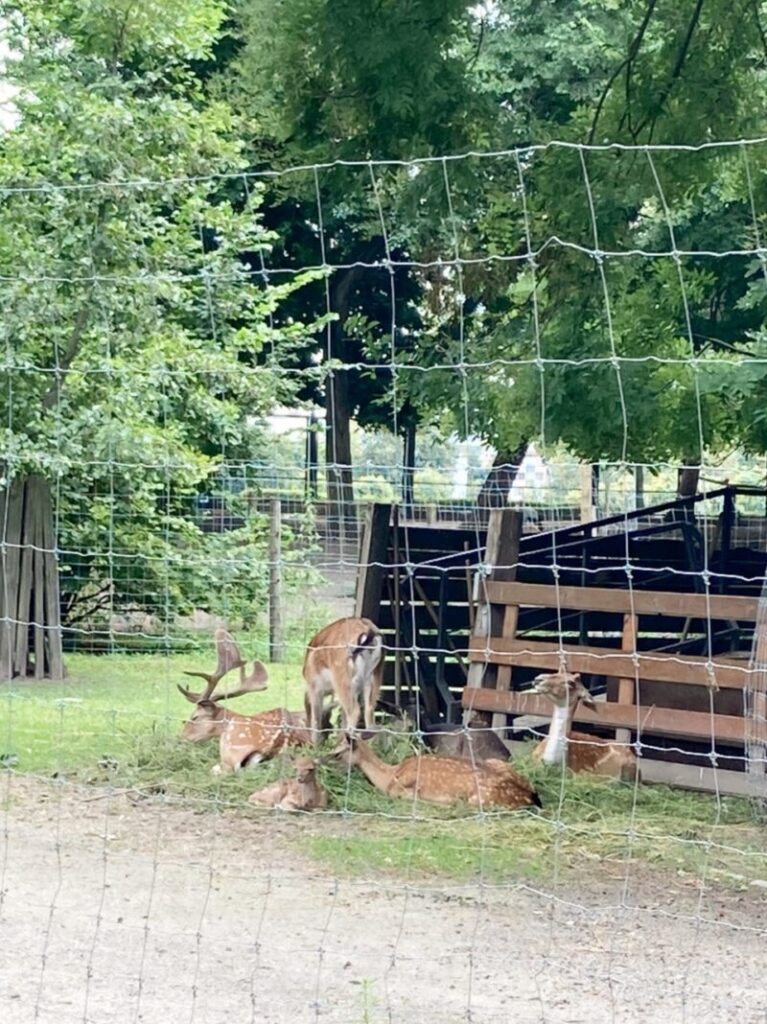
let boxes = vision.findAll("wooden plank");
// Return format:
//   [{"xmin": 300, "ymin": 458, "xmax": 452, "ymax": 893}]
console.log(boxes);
[
  {"xmin": 616, "ymin": 612, "xmax": 637, "ymax": 745},
  {"xmin": 461, "ymin": 688, "xmax": 757, "ymax": 744},
  {"xmin": 355, "ymin": 503, "xmax": 392, "ymax": 619},
  {"xmin": 492, "ymin": 603, "xmax": 518, "ymax": 735},
  {"xmin": 0, "ymin": 487, "xmax": 9, "ymax": 679},
  {"xmin": 467, "ymin": 636, "xmax": 749, "ymax": 689},
  {"xmin": 39, "ymin": 479, "xmax": 63, "ymax": 679},
  {"xmin": 16, "ymin": 478, "xmax": 42, "ymax": 677},
  {"xmin": 483, "ymin": 581, "xmax": 760, "ymax": 622},
  {"xmin": 4, "ymin": 480, "xmax": 24, "ymax": 677}
]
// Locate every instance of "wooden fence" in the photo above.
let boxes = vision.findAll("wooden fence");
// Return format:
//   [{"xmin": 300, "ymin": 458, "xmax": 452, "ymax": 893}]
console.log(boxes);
[{"xmin": 463, "ymin": 580, "xmax": 766, "ymax": 796}]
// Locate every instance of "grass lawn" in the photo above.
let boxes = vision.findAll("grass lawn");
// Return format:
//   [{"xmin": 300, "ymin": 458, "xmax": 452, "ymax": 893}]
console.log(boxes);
[{"xmin": 2, "ymin": 653, "xmax": 766, "ymax": 888}]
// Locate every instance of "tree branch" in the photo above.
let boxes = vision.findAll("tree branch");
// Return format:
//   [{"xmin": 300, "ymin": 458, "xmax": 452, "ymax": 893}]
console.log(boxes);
[
  {"xmin": 633, "ymin": 0, "xmax": 705, "ymax": 140},
  {"xmin": 588, "ymin": 0, "xmax": 659, "ymax": 144},
  {"xmin": 41, "ymin": 301, "xmax": 93, "ymax": 410},
  {"xmin": 41, "ymin": 202, "xmax": 107, "ymax": 411}
]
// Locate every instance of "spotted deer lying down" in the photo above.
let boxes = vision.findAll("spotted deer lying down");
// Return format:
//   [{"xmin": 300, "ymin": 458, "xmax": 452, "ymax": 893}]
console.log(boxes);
[
  {"xmin": 248, "ymin": 757, "xmax": 328, "ymax": 811},
  {"xmin": 336, "ymin": 736, "xmax": 541, "ymax": 810},
  {"xmin": 530, "ymin": 671, "xmax": 639, "ymax": 782},
  {"xmin": 303, "ymin": 617, "xmax": 384, "ymax": 742},
  {"xmin": 179, "ymin": 629, "xmax": 313, "ymax": 773}
]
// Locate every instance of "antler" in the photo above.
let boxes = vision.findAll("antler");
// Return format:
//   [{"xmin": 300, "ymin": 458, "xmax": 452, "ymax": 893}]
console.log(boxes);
[{"xmin": 178, "ymin": 629, "xmax": 268, "ymax": 703}]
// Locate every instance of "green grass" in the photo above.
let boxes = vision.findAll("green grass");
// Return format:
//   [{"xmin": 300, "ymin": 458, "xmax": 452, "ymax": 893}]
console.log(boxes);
[
  {"xmin": 2, "ymin": 654, "xmax": 766, "ymax": 889},
  {"xmin": 0, "ymin": 653, "xmax": 306, "ymax": 774}
]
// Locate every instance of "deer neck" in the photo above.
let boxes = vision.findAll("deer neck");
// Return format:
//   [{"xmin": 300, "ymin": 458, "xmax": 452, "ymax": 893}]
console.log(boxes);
[
  {"xmin": 354, "ymin": 745, "xmax": 396, "ymax": 793},
  {"xmin": 542, "ymin": 701, "xmax": 572, "ymax": 764}
]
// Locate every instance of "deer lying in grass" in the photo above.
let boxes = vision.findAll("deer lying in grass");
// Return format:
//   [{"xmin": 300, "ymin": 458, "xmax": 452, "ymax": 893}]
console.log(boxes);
[
  {"xmin": 304, "ymin": 616, "xmax": 384, "ymax": 742},
  {"xmin": 397, "ymin": 702, "xmax": 511, "ymax": 762},
  {"xmin": 530, "ymin": 671, "xmax": 639, "ymax": 782},
  {"xmin": 179, "ymin": 629, "xmax": 311, "ymax": 773},
  {"xmin": 248, "ymin": 757, "xmax": 328, "ymax": 811},
  {"xmin": 336, "ymin": 736, "xmax": 541, "ymax": 810}
]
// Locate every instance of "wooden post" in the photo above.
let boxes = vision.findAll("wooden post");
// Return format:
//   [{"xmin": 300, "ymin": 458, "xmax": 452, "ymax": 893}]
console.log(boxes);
[
  {"xmin": 748, "ymin": 604, "xmax": 767, "ymax": 785},
  {"xmin": 0, "ymin": 476, "xmax": 63, "ymax": 680},
  {"xmin": 354, "ymin": 503, "xmax": 392, "ymax": 619},
  {"xmin": 465, "ymin": 509, "xmax": 522, "ymax": 733},
  {"xmin": 268, "ymin": 499, "xmax": 284, "ymax": 663},
  {"xmin": 616, "ymin": 612, "xmax": 638, "ymax": 746},
  {"xmin": 355, "ymin": 501, "xmax": 395, "ymax": 699}
]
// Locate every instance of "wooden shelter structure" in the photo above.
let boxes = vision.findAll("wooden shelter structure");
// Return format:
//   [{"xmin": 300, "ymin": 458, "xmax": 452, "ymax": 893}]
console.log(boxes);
[{"xmin": 356, "ymin": 487, "xmax": 767, "ymax": 795}]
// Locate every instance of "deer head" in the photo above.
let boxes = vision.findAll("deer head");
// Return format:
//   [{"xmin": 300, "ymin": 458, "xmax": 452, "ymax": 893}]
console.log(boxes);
[
  {"xmin": 180, "ymin": 700, "xmax": 228, "ymax": 741},
  {"xmin": 294, "ymin": 756, "xmax": 319, "ymax": 783},
  {"xmin": 530, "ymin": 671, "xmax": 596, "ymax": 710},
  {"xmin": 178, "ymin": 629, "xmax": 269, "ymax": 738}
]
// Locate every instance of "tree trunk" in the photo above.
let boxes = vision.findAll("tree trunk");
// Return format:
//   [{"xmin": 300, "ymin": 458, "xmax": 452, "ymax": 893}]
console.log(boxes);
[
  {"xmin": 325, "ymin": 345, "xmax": 355, "ymax": 543},
  {"xmin": 324, "ymin": 266, "xmax": 365, "ymax": 543},
  {"xmin": 305, "ymin": 412, "xmax": 319, "ymax": 501},
  {"xmin": 0, "ymin": 475, "xmax": 63, "ymax": 680},
  {"xmin": 402, "ymin": 422, "xmax": 416, "ymax": 515},
  {"xmin": 635, "ymin": 465, "xmax": 645, "ymax": 509},
  {"xmin": 677, "ymin": 464, "xmax": 701, "ymax": 498},
  {"xmin": 476, "ymin": 441, "xmax": 529, "ymax": 508}
]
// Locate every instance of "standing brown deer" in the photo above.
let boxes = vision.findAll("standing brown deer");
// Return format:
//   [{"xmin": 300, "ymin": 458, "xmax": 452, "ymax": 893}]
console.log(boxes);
[
  {"xmin": 178, "ymin": 629, "xmax": 310, "ymax": 772},
  {"xmin": 530, "ymin": 671, "xmax": 639, "ymax": 782},
  {"xmin": 248, "ymin": 757, "xmax": 328, "ymax": 811},
  {"xmin": 336, "ymin": 736, "xmax": 540, "ymax": 810},
  {"xmin": 303, "ymin": 617, "xmax": 384, "ymax": 742}
]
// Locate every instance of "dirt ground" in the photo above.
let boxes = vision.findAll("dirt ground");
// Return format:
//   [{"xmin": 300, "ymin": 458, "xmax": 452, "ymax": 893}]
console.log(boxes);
[{"xmin": 1, "ymin": 775, "xmax": 766, "ymax": 1024}]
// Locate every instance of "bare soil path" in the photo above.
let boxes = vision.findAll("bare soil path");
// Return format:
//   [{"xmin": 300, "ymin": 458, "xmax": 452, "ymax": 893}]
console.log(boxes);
[{"xmin": 1, "ymin": 776, "xmax": 765, "ymax": 1024}]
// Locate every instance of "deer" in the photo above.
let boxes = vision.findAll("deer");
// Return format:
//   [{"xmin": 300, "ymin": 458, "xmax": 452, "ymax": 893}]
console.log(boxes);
[
  {"xmin": 396, "ymin": 701, "xmax": 511, "ymax": 763},
  {"xmin": 178, "ymin": 628, "xmax": 311, "ymax": 773},
  {"xmin": 335, "ymin": 736, "xmax": 541, "ymax": 810},
  {"xmin": 248, "ymin": 757, "xmax": 329, "ymax": 811},
  {"xmin": 529, "ymin": 671, "xmax": 639, "ymax": 782},
  {"xmin": 303, "ymin": 616, "xmax": 384, "ymax": 743}
]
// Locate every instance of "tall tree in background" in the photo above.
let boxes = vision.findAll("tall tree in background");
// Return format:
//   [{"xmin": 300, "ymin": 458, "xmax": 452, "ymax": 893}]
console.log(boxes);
[
  {"xmin": 229, "ymin": 0, "xmax": 488, "ymax": 521},
  {"xmin": 408, "ymin": 0, "xmax": 767, "ymax": 498}
]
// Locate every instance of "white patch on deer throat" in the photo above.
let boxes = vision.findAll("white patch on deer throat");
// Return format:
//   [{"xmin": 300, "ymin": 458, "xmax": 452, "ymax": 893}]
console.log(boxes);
[{"xmin": 542, "ymin": 702, "xmax": 570, "ymax": 765}]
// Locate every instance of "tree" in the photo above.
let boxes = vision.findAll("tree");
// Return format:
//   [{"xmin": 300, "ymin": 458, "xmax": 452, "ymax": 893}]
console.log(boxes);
[
  {"xmin": 401, "ymin": 0, "xmax": 767, "ymax": 497},
  {"xmin": 0, "ymin": 0, "xmax": 319, "ymax": 676},
  {"xmin": 227, "ymin": 0, "xmax": 489, "ymax": 520}
]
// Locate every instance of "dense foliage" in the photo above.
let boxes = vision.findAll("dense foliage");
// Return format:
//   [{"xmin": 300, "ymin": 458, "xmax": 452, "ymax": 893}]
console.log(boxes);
[{"xmin": 0, "ymin": 0, "xmax": 321, "ymax": 627}]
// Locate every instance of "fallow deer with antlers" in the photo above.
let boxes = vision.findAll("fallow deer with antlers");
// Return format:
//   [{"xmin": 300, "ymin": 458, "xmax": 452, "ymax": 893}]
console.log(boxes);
[
  {"xmin": 530, "ymin": 671, "xmax": 639, "ymax": 782},
  {"xmin": 336, "ymin": 736, "xmax": 540, "ymax": 810},
  {"xmin": 179, "ymin": 629, "xmax": 311, "ymax": 773},
  {"xmin": 303, "ymin": 616, "xmax": 384, "ymax": 743}
]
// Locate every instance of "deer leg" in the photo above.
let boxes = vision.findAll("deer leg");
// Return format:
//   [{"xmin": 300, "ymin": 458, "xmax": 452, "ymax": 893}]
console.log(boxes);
[
  {"xmin": 363, "ymin": 662, "xmax": 384, "ymax": 732},
  {"xmin": 339, "ymin": 688, "xmax": 362, "ymax": 735},
  {"xmin": 307, "ymin": 685, "xmax": 327, "ymax": 745}
]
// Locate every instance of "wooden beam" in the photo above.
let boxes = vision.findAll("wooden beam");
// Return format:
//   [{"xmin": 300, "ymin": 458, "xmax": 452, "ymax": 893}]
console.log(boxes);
[
  {"xmin": 483, "ymin": 581, "xmax": 759, "ymax": 622},
  {"xmin": 461, "ymin": 687, "xmax": 758, "ymax": 744},
  {"xmin": 466, "ymin": 509, "xmax": 522, "ymax": 694},
  {"xmin": 616, "ymin": 612, "xmax": 637, "ymax": 745},
  {"xmin": 354, "ymin": 502, "xmax": 392, "ymax": 619},
  {"xmin": 467, "ymin": 636, "xmax": 749, "ymax": 689}
]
